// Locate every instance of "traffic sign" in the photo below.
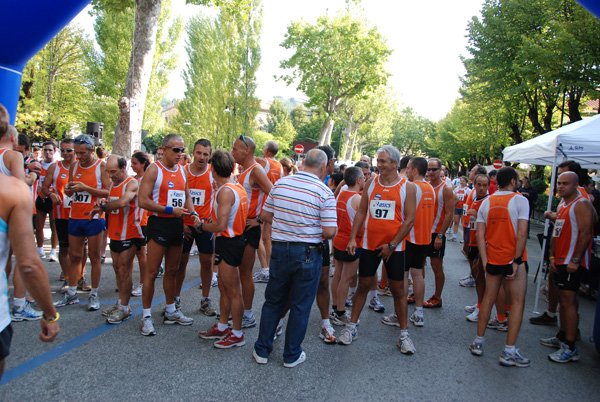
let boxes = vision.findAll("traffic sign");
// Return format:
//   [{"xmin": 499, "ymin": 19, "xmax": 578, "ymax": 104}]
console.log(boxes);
[
  {"xmin": 493, "ymin": 159, "xmax": 503, "ymax": 169},
  {"xmin": 294, "ymin": 144, "xmax": 304, "ymax": 154}
]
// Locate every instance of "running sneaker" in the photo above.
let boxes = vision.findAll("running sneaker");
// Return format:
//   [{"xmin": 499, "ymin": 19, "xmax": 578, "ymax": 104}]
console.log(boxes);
[
  {"xmin": 408, "ymin": 278, "xmax": 413, "ymax": 287},
  {"xmin": 211, "ymin": 276, "xmax": 218, "ymax": 288},
  {"xmin": 60, "ymin": 280, "xmax": 69, "ymax": 294},
  {"xmin": 487, "ymin": 317, "xmax": 508, "ymax": 332},
  {"xmin": 253, "ymin": 269, "xmax": 269, "ymax": 283},
  {"xmin": 369, "ymin": 296, "xmax": 385, "ymax": 312},
  {"xmin": 398, "ymin": 334, "xmax": 416, "ymax": 354},
  {"xmin": 466, "ymin": 308, "xmax": 479, "ymax": 322},
  {"xmin": 107, "ymin": 307, "xmax": 131, "ymax": 324},
  {"xmin": 273, "ymin": 320, "xmax": 284, "ymax": 340},
  {"xmin": 377, "ymin": 285, "xmax": 392, "ymax": 297},
  {"xmin": 199, "ymin": 298, "xmax": 217, "ymax": 316},
  {"xmin": 329, "ymin": 266, "xmax": 335, "ymax": 277},
  {"xmin": 253, "ymin": 349, "xmax": 268, "ymax": 364},
  {"xmin": 163, "ymin": 309, "xmax": 193, "ymax": 325},
  {"xmin": 540, "ymin": 336, "xmax": 561, "ymax": 349},
  {"xmin": 59, "ymin": 271, "xmax": 65, "ymax": 281},
  {"xmin": 102, "ymin": 303, "xmax": 119, "ymax": 317},
  {"xmin": 319, "ymin": 324, "xmax": 337, "ymax": 344},
  {"xmin": 48, "ymin": 251, "xmax": 58, "ymax": 262},
  {"xmin": 423, "ymin": 295, "xmax": 442, "ymax": 308},
  {"xmin": 38, "ymin": 249, "xmax": 46, "ymax": 259},
  {"xmin": 175, "ymin": 298, "xmax": 182, "ymax": 311},
  {"xmin": 199, "ymin": 324, "xmax": 230, "ymax": 339},
  {"xmin": 410, "ymin": 312, "xmax": 424, "ymax": 327},
  {"xmin": 345, "ymin": 291, "xmax": 355, "ymax": 307},
  {"xmin": 78, "ymin": 277, "xmax": 91, "ymax": 291},
  {"xmin": 100, "ymin": 255, "xmax": 106, "ymax": 263},
  {"xmin": 331, "ymin": 311, "xmax": 351, "ymax": 326},
  {"xmin": 242, "ymin": 315, "xmax": 256, "ymax": 328},
  {"xmin": 469, "ymin": 341, "xmax": 483, "ymax": 356},
  {"xmin": 189, "ymin": 245, "xmax": 199, "ymax": 256},
  {"xmin": 87, "ymin": 294, "xmax": 100, "ymax": 311},
  {"xmin": 12, "ymin": 302, "xmax": 42, "ymax": 321},
  {"xmin": 529, "ymin": 312, "xmax": 557, "ymax": 326},
  {"xmin": 283, "ymin": 351, "xmax": 306, "ymax": 368},
  {"xmin": 157, "ymin": 264, "xmax": 164, "ymax": 278},
  {"xmin": 464, "ymin": 303, "xmax": 477, "ymax": 313},
  {"xmin": 337, "ymin": 326, "xmax": 357, "ymax": 345},
  {"xmin": 548, "ymin": 343, "xmax": 579, "ymax": 363},
  {"xmin": 459, "ymin": 276, "xmax": 476, "ymax": 287},
  {"xmin": 447, "ymin": 234, "xmax": 457, "ymax": 242},
  {"xmin": 131, "ymin": 284, "xmax": 143, "ymax": 297},
  {"xmin": 407, "ymin": 294, "xmax": 415, "ymax": 304},
  {"xmin": 140, "ymin": 316, "xmax": 156, "ymax": 336},
  {"xmin": 382, "ymin": 312, "xmax": 400, "ymax": 327},
  {"xmin": 499, "ymin": 350, "xmax": 530, "ymax": 367},
  {"xmin": 54, "ymin": 293, "xmax": 79, "ymax": 307},
  {"xmin": 214, "ymin": 332, "xmax": 245, "ymax": 349}
]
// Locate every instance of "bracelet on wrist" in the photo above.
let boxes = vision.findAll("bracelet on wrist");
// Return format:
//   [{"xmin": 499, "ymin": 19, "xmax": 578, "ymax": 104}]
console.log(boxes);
[
  {"xmin": 549, "ymin": 256, "xmax": 555, "ymax": 260},
  {"xmin": 42, "ymin": 311, "xmax": 60, "ymax": 323}
]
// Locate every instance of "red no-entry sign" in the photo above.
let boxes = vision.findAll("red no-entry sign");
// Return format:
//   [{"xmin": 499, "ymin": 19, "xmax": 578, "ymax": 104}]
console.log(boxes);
[
  {"xmin": 493, "ymin": 159, "xmax": 503, "ymax": 169},
  {"xmin": 294, "ymin": 144, "xmax": 304, "ymax": 154}
]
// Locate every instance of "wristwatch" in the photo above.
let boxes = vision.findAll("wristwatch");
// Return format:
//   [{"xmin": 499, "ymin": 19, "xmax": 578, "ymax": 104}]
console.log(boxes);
[
  {"xmin": 514, "ymin": 256, "xmax": 523, "ymax": 265},
  {"xmin": 571, "ymin": 257, "xmax": 580, "ymax": 264},
  {"xmin": 388, "ymin": 243, "xmax": 396, "ymax": 250},
  {"xmin": 190, "ymin": 211, "xmax": 199, "ymax": 217},
  {"xmin": 437, "ymin": 234, "xmax": 444, "ymax": 239},
  {"xmin": 256, "ymin": 215, "xmax": 262, "ymax": 224}
]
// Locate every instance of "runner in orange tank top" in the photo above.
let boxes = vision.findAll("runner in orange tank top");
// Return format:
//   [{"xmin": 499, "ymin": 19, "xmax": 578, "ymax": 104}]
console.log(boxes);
[
  {"xmin": 54, "ymin": 134, "xmax": 110, "ymax": 312},
  {"xmin": 198, "ymin": 150, "xmax": 249, "ymax": 348},
  {"xmin": 90, "ymin": 155, "xmax": 143, "ymax": 324},
  {"xmin": 231, "ymin": 135, "xmax": 272, "ymax": 328},
  {"xmin": 177, "ymin": 139, "xmax": 218, "ymax": 318},
  {"xmin": 450, "ymin": 176, "xmax": 471, "ymax": 241},
  {"xmin": 344, "ymin": 145, "xmax": 417, "ymax": 352},
  {"xmin": 138, "ymin": 134, "xmax": 200, "ymax": 336},
  {"xmin": 403, "ymin": 157, "xmax": 435, "ymax": 327},
  {"xmin": 546, "ymin": 171, "xmax": 594, "ymax": 362},
  {"xmin": 423, "ymin": 158, "xmax": 454, "ymax": 308},
  {"xmin": 471, "ymin": 167, "xmax": 530, "ymax": 367}
]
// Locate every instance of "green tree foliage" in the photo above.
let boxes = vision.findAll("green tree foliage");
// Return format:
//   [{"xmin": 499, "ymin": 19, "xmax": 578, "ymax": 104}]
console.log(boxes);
[
  {"xmin": 390, "ymin": 107, "xmax": 434, "ymax": 158},
  {"xmin": 263, "ymin": 98, "xmax": 296, "ymax": 155},
  {"xmin": 17, "ymin": 24, "xmax": 92, "ymax": 138},
  {"xmin": 290, "ymin": 105, "xmax": 309, "ymax": 131},
  {"xmin": 279, "ymin": 10, "xmax": 391, "ymax": 145}
]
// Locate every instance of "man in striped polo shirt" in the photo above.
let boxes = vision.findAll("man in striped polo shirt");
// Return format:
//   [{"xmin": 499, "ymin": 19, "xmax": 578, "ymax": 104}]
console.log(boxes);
[{"xmin": 253, "ymin": 149, "xmax": 336, "ymax": 368}]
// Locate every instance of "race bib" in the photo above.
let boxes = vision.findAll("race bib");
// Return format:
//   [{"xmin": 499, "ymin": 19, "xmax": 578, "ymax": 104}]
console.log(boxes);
[
  {"xmin": 369, "ymin": 200, "xmax": 395, "ymax": 220},
  {"xmin": 458, "ymin": 193, "xmax": 464, "ymax": 201},
  {"xmin": 463, "ymin": 205, "xmax": 468, "ymax": 216},
  {"xmin": 553, "ymin": 219, "xmax": 565, "ymax": 238},
  {"xmin": 72, "ymin": 191, "xmax": 91, "ymax": 204},
  {"xmin": 189, "ymin": 189, "xmax": 205, "ymax": 207},
  {"xmin": 63, "ymin": 194, "xmax": 72, "ymax": 209},
  {"xmin": 469, "ymin": 216, "xmax": 476, "ymax": 230},
  {"xmin": 110, "ymin": 196, "xmax": 119, "ymax": 214},
  {"xmin": 167, "ymin": 189, "xmax": 185, "ymax": 208}
]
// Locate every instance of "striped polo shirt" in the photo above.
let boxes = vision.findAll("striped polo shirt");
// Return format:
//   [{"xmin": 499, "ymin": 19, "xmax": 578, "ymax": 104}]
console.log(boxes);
[{"xmin": 263, "ymin": 171, "xmax": 336, "ymax": 244}]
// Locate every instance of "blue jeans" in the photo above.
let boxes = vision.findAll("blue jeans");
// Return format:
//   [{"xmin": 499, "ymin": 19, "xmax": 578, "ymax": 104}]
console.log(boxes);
[{"xmin": 254, "ymin": 242, "xmax": 321, "ymax": 363}]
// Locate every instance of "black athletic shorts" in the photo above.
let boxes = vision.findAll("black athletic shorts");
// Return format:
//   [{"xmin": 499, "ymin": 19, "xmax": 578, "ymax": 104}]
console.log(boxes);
[
  {"xmin": 454, "ymin": 207, "xmax": 463, "ymax": 216},
  {"xmin": 55, "ymin": 218, "xmax": 69, "ymax": 248},
  {"xmin": 141, "ymin": 226, "xmax": 147, "ymax": 243},
  {"xmin": 553, "ymin": 265, "xmax": 586, "ymax": 292},
  {"xmin": 426, "ymin": 233, "xmax": 446, "ymax": 258},
  {"xmin": 322, "ymin": 239, "xmax": 330, "ymax": 267},
  {"xmin": 486, "ymin": 261, "xmax": 529, "ymax": 277},
  {"xmin": 0, "ymin": 324, "xmax": 13, "ymax": 361},
  {"xmin": 35, "ymin": 196, "xmax": 53, "ymax": 214},
  {"xmin": 405, "ymin": 242, "xmax": 428, "ymax": 270},
  {"xmin": 467, "ymin": 246, "xmax": 480, "ymax": 261},
  {"xmin": 359, "ymin": 248, "xmax": 406, "ymax": 281},
  {"xmin": 147, "ymin": 216, "xmax": 184, "ymax": 247},
  {"xmin": 215, "ymin": 236, "xmax": 247, "ymax": 267},
  {"xmin": 333, "ymin": 246, "xmax": 359, "ymax": 262},
  {"xmin": 109, "ymin": 238, "xmax": 145, "ymax": 253},
  {"xmin": 182, "ymin": 225, "xmax": 215, "ymax": 255},
  {"xmin": 244, "ymin": 225, "xmax": 261, "ymax": 249}
]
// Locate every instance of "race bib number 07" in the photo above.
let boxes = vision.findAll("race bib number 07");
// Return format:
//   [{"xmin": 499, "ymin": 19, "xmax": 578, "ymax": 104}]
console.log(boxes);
[
  {"xmin": 369, "ymin": 200, "xmax": 395, "ymax": 220},
  {"xmin": 168, "ymin": 189, "xmax": 185, "ymax": 208},
  {"xmin": 189, "ymin": 189, "xmax": 205, "ymax": 207},
  {"xmin": 72, "ymin": 192, "xmax": 91, "ymax": 204}
]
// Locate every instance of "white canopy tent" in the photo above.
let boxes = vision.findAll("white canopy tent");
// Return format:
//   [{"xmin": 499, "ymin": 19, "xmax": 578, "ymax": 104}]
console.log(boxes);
[{"xmin": 502, "ymin": 114, "xmax": 600, "ymax": 313}]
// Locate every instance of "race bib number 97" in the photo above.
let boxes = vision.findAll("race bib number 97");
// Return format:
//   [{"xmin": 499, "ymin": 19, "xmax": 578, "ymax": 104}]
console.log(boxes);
[
  {"xmin": 168, "ymin": 189, "xmax": 185, "ymax": 208},
  {"xmin": 189, "ymin": 189, "xmax": 205, "ymax": 207},
  {"xmin": 369, "ymin": 200, "xmax": 395, "ymax": 220},
  {"xmin": 72, "ymin": 192, "xmax": 91, "ymax": 204},
  {"xmin": 553, "ymin": 219, "xmax": 565, "ymax": 238},
  {"xmin": 458, "ymin": 193, "xmax": 464, "ymax": 201}
]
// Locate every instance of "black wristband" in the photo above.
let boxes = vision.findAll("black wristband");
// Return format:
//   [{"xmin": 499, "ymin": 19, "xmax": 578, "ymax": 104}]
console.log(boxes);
[{"xmin": 514, "ymin": 256, "xmax": 523, "ymax": 265}]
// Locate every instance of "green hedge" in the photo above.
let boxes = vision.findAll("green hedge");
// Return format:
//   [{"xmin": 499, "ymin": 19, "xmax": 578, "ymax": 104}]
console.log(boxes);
[{"xmin": 535, "ymin": 194, "xmax": 560, "ymax": 211}]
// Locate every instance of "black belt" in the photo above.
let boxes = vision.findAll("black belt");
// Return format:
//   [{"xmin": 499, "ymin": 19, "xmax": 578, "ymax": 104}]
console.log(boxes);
[{"xmin": 272, "ymin": 241, "xmax": 322, "ymax": 250}]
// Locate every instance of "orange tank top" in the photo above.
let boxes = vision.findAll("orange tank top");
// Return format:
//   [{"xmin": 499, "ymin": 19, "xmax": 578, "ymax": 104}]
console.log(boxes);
[
  {"xmin": 211, "ymin": 183, "xmax": 248, "ymax": 238},
  {"xmin": 553, "ymin": 195, "xmax": 591, "ymax": 268},
  {"xmin": 108, "ymin": 177, "xmax": 143, "ymax": 241},
  {"xmin": 37, "ymin": 160, "xmax": 54, "ymax": 196},
  {"xmin": 484, "ymin": 193, "xmax": 528, "ymax": 265},
  {"xmin": 408, "ymin": 180, "xmax": 435, "ymax": 245},
  {"xmin": 468, "ymin": 194, "xmax": 488, "ymax": 247},
  {"xmin": 183, "ymin": 164, "xmax": 213, "ymax": 225},
  {"xmin": 70, "ymin": 159, "xmax": 104, "ymax": 220},
  {"xmin": 264, "ymin": 158, "xmax": 283, "ymax": 184},
  {"xmin": 462, "ymin": 190, "xmax": 475, "ymax": 228},
  {"xmin": 135, "ymin": 175, "xmax": 148, "ymax": 226},
  {"xmin": 431, "ymin": 182, "xmax": 447, "ymax": 234},
  {"xmin": 52, "ymin": 161, "xmax": 72, "ymax": 220},
  {"xmin": 363, "ymin": 176, "xmax": 407, "ymax": 252},
  {"xmin": 333, "ymin": 189, "xmax": 363, "ymax": 251},
  {"xmin": 238, "ymin": 162, "xmax": 265, "ymax": 219},
  {"xmin": 151, "ymin": 161, "xmax": 187, "ymax": 218},
  {"xmin": 454, "ymin": 186, "xmax": 469, "ymax": 209}
]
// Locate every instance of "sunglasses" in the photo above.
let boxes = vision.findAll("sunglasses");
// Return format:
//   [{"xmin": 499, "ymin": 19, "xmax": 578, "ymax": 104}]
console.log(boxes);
[
  {"xmin": 165, "ymin": 146, "xmax": 185, "ymax": 153},
  {"xmin": 60, "ymin": 149, "xmax": 74, "ymax": 153},
  {"xmin": 74, "ymin": 137, "xmax": 94, "ymax": 147},
  {"xmin": 238, "ymin": 135, "xmax": 248, "ymax": 147},
  {"xmin": 427, "ymin": 167, "xmax": 441, "ymax": 172}
]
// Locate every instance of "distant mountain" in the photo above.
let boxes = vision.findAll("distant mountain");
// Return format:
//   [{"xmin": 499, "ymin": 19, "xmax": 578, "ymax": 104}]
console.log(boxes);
[{"xmin": 272, "ymin": 96, "xmax": 307, "ymax": 113}]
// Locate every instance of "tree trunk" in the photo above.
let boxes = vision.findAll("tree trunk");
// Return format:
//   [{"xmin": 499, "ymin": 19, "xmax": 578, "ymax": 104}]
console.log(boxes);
[
  {"xmin": 567, "ymin": 90, "xmax": 582, "ymax": 122},
  {"xmin": 509, "ymin": 123, "xmax": 523, "ymax": 144},
  {"xmin": 527, "ymin": 107, "xmax": 545, "ymax": 135},
  {"xmin": 318, "ymin": 116, "xmax": 334, "ymax": 146},
  {"xmin": 344, "ymin": 131, "xmax": 357, "ymax": 161},
  {"xmin": 113, "ymin": 0, "xmax": 161, "ymax": 157}
]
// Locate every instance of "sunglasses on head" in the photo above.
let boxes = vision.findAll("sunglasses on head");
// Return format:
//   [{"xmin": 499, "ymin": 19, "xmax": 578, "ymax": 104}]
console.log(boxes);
[
  {"xmin": 74, "ymin": 137, "xmax": 94, "ymax": 147},
  {"xmin": 165, "ymin": 146, "xmax": 185, "ymax": 153},
  {"xmin": 238, "ymin": 135, "xmax": 248, "ymax": 147},
  {"xmin": 427, "ymin": 167, "xmax": 441, "ymax": 172},
  {"xmin": 60, "ymin": 149, "xmax": 74, "ymax": 153}
]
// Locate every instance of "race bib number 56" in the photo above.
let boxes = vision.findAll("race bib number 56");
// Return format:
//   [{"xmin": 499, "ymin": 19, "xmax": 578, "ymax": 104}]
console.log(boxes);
[
  {"xmin": 168, "ymin": 189, "xmax": 185, "ymax": 208},
  {"xmin": 369, "ymin": 200, "xmax": 395, "ymax": 220}
]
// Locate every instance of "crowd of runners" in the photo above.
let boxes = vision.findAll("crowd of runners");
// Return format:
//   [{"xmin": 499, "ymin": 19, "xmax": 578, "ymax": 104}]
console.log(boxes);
[{"xmin": 0, "ymin": 101, "xmax": 598, "ymax": 373}]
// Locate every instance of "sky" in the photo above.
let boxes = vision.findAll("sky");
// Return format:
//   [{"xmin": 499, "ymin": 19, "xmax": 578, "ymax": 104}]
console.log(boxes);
[{"xmin": 73, "ymin": 0, "xmax": 484, "ymax": 122}]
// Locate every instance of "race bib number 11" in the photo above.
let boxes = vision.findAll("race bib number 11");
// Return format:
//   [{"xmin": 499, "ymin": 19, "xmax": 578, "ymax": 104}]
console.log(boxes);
[
  {"xmin": 189, "ymin": 189, "xmax": 205, "ymax": 207},
  {"xmin": 369, "ymin": 200, "xmax": 395, "ymax": 220}
]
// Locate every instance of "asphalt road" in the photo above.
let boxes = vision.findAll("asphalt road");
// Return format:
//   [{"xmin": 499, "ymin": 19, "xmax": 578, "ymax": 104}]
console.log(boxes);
[{"xmin": 1, "ymin": 221, "xmax": 599, "ymax": 401}]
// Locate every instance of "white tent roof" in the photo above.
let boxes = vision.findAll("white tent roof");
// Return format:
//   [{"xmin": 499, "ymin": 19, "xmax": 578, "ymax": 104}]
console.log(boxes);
[{"xmin": 502, "ymin": 114, "xmax": 600, "ymax": 168}]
